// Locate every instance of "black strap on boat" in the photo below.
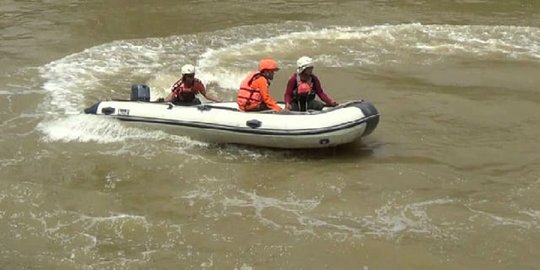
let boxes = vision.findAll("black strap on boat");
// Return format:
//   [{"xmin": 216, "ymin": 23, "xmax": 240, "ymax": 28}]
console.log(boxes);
[
  {"xmin": 246, "ymin": 119, "xmax": 262, "ymax": 128},
  {"xmin": 197, "ymin": 105, "xmax": 211, "ymax": 111},
  {"xmin": 102, "ymin": 107, "xmax": 115, "ymax": 115}
]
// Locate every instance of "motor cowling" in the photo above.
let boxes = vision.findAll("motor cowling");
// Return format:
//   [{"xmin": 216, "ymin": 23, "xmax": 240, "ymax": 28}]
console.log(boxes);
[{"xmin": 131, "ymin": 84, "xmax": 150, "ymax": 102}]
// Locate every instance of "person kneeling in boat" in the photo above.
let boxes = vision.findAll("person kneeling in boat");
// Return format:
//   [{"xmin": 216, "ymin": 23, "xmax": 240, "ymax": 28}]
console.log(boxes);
[
  {"xmin": 164, "ymin": 64, "xmax": 221, "ymax": 105},
  {"xmin": 237, "ymin": 58, "xmax": 283, "ymax": 112},
  {"xmin": 284, "ymin": 56, "xmax": 338, "ymax": 112}
]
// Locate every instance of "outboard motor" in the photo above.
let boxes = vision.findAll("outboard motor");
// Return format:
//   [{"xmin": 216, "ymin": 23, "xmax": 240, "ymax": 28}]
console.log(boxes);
[{"xmin": 131, "ymin": 84, "xmax": 151, "ymax": 102}]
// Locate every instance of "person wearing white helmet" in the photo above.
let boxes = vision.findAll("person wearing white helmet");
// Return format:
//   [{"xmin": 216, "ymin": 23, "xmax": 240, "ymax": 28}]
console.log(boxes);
[
  {"xmin": 284, "ymin": 56, "xmax": 338, "ymax": 111},
  {"xmin": 165, "ymin": 64, "xmax": 221, "ymax": 105}
]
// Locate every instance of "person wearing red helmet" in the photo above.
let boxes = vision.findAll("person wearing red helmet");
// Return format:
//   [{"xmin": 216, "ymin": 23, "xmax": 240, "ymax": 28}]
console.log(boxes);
[
  {"xmin": 237, "ymin": 58, "xmax": 282, "ymax": 112},
  {"xmin": 284, "ymin": 56, "xmax": 338, "ymax": 111},
  {"xmin": 165, "ymin": 64, "xmax": 221, "ymax": 105}
]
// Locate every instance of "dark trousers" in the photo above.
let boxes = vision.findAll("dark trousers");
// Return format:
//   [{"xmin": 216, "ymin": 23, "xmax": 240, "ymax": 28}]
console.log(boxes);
[
  {"xmin": 247, "ymin": 103, "xmax": 270, "ymax": 112},
  {"xmin": 290, "ymin": 99, "xmax": 325, "ymax": 112},
  {"xmin": 173, "ymin": 98, "xmax": 201, "ymax": 106}
]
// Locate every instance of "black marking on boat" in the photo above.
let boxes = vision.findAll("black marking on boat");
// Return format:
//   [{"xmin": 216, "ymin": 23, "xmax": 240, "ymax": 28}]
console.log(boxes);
[
  {"xmin": 197, "ymin": 105, "xmax": 212, "ymax": 111},
  {"xmin": 356, "ymin": 102, "xmax": 380, "ymax": 136},
  {"xmin": 101, "ymin": 107, "xmax": 115, "ymax": 115},
  {"xmin": 246, "ymin": 120, "xmax": 262, "ymax": 129},
  {"xmin": 84, "ymin": 102, "xmax": 100, "ymax": 114}
]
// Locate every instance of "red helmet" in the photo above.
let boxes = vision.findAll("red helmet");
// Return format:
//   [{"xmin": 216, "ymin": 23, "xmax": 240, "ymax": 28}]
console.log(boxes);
[{"xmin": 258, "ymin": 58, "xmax": 279, "ymax": 71}]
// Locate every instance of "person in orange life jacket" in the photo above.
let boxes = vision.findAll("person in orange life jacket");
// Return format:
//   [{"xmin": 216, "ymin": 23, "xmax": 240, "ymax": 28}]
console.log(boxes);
[
  {"xmin": 164, "ymin": 64, "xmax": 221, "ymax": 105},
  {"xmin": 236, "ymin": 58, "xmax": 283, "ymax": 112},
  {"xmin": 284, "ymin": 56, "xmax": 338, "ymax": 111}
]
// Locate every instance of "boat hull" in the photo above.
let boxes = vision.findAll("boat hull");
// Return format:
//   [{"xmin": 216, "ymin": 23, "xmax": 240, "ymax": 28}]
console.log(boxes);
[{"xmin": 84, "ymin": 100, "xmax": 379, "ymax": 149}]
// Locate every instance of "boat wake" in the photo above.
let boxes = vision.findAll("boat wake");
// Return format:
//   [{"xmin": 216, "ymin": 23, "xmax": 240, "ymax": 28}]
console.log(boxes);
[{"xmin": 37, "ymin": 22, "xmax": 540, "ymax": 149}]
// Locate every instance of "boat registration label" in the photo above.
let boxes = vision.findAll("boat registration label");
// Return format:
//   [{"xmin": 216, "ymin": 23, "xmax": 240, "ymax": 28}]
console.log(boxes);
[{"xmin": 118, "ymin": 109, "xmax": 130, "ymax": 116}]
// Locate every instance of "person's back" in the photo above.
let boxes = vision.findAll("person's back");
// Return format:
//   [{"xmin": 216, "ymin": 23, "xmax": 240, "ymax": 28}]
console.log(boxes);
[{"xmin": 237, "ymin": 58, "xmax": 282, "ymax": 112}]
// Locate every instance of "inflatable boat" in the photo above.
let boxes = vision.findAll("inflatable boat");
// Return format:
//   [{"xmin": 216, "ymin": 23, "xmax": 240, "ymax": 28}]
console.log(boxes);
[{"xmin": 84, "ymin": 85, "xmax": 379, "ymax": 149}]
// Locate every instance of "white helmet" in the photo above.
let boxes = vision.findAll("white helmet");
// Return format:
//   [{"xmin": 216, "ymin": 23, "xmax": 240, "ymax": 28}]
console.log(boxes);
[
  {"xmin": 297, "ymin": 56, "xmax": 314, "ymax": 73},
  {"xmin": 181, "ymin": 64, "xmax": 195, "ymax": 75}
]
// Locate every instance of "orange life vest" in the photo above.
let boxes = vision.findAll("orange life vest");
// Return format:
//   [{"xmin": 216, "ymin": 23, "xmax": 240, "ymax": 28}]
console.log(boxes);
[{"xmin": 237, "ymin": 71, "xmax": 266, "ymax": 111}]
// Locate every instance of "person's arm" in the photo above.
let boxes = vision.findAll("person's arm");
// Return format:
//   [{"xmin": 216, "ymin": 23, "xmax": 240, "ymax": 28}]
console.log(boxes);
[
  {"xmin": 196, "ymin": 82, "xmax": 222, "ymax": 102},
  {"xmin": 164, "ymin": 79, "xmax": 182, "ymax": 102},
  {"xmin": 284, "ymin": 75, "xmax": 296, "ymax": 110},
  {"xmin": 313, "ymin": 76, "xmax": 337, "ymax": 106},
  {"xmin": 164, "ymin": 92, "xmax": 175, "ymax": 102},
  {"xmin": 254, "ymin": 77, "xmax": 281, "ymax": 112}
]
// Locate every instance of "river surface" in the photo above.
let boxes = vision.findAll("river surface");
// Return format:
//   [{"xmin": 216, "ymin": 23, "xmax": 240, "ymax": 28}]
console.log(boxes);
[{"xmin": 1, "ymin": 0, "xmax": 539, "ymax": 269}]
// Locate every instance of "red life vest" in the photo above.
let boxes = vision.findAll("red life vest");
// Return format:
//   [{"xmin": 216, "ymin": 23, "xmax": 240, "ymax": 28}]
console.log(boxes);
[
  {"xmin": 293, "ymin": 74, "xmax": 316, "ymax": 101},
  {"xmin": 172, "ymin": 79, "xmax": 202, "ymax": 102},
  {"xmin": 237, "ymin": 71, "xmax": 266, "ymax": 111}
]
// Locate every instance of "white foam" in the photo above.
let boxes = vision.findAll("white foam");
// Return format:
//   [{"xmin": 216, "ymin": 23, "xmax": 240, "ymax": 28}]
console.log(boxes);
[
  {"xmin": 522, "ymin": 210, "xmax": 540, "ymax": 219},
  {"xmin": 39, "ymin": 40, "xmax": 170, "ymax": 113},
  {"xmin": 222, "ymin": 190, "xmax": 320, "ymax": 229},
  {"xmin": 195, "ymin": 23, "xmax": 540, "ymax": 90},
  {"xmin": 216, "ymin": 190, "xmax": 457, "ymax": 239},
  {"xmin": 38, "ymin": 114, "xmax": 147, "ymax": 143},
  {"xmin": 369, "ymin": 198, "xmax": 456, "ymax": 237},
  {"xmin": 37, "ymin": 22, "xmax": 540, "ymax": 147},
  {"xmin": 40, "ymin": 23, "xmax": 540, "ymax": 109},
  {"xmin": 468, "ymin": 205, "xmax": 539, "ymax": 230},
  {"xmin": 36, "ymin": 114, "xmax": 201, "ymax": 147}
]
